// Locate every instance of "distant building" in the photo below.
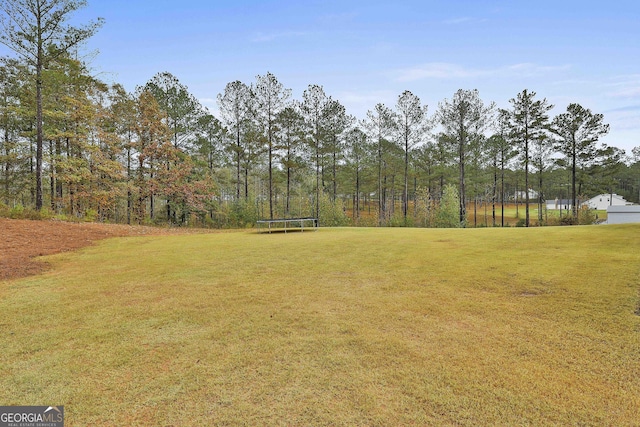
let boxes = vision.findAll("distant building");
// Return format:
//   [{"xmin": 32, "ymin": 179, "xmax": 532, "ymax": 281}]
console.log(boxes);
[
  {"xmin": 546, "ymin": 194, "xmax": 633, "ymax": 211},
  {"xmin": 545, "ymin": 198, "xmax": 579, "ymax": 211},
  {"xmin": 583, "ymin": 194, "xmax": 632, "ymax": 210},
  {"xmin": 514, "ymin": 189, "xmax": 538, "ymax": 200},
  {"xmin": 607, "ymin": 205, "xmax": 640, "ymax": 224}
]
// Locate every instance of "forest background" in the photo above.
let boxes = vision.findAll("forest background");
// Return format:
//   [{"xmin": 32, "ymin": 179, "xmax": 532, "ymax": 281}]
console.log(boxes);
[{"xmin": 0, "ymin": 0, "xmax": 639, "ymax": 229}]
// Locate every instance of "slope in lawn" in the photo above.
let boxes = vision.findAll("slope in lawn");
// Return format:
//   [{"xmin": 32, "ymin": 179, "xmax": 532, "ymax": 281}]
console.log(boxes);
[{"xmin": 1, "ymin": 226, "xmax": 639, "ymax": 425}]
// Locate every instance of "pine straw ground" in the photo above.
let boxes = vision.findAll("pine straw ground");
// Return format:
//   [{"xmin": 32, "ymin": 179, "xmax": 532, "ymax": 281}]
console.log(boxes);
[
  {"xmin": 0, "ymin": 222, "xmax": 639, "ymax": 425},
  {"xmin": 0, "ymin": 218, "xmax": 206, "ymax": 281}
]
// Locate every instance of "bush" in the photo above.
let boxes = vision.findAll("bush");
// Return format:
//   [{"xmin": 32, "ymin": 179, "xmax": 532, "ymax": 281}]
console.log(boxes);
[
  {"xmin": 9, "ymin": 204, "xmax": 24, "ymax": 218},
  {"xmin": 543, "ymin": 216, "xmax": 561, "ymax": 226},
  {"xmin": 206, "ymin": 199, "xmax": 259, "ymax": 229},
  {"xmin": 560, "ymin": 216, "xmax": 576, "ymax": 226},
  {"xmin": 83, "ymin": 209, "xmax": 98, "ymax": 222},
  {"xmin": 554, "ymin": 207, "xmax": 596, "ymax": 226},
  {"xmin": 578, "ymin": 206, "xmax": 596, "ymax": 225},
  {"xmin": 436, "ymin": 184, "xmax": 462, "ymax": 228},
  {"xmin": 387, "ymin": 212, "xmax": 414, "ymax": 227},
  {"xmin": 318, "ymin": 194, "xmax": 350, "ymax": 227},
  {"xmin": 414, "ymin": 187, "xmax": 436, "ymax": 228},
  {"xmin": 353, "ymin": 214, "xmax": 378, "ymax": 227},
  {"xmin": 3, "ymin": 204, "xmax": 53, "ymax": 221},
  {"xmin": 231, "ymin": 199, "xmax": 259, "ymax": 227}
]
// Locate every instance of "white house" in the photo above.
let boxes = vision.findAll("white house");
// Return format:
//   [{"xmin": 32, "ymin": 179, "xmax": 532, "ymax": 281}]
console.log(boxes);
[
  {"xmin": 545, "ymin": 198, "xmax": 579, "ymax": 211},
  {"xmin": 514, "ymin": 189, "xmax": 538, "ymax": 200},
  {"xmin": 584, "ymin": 194, "xmax": 632, "ymax": 210}
]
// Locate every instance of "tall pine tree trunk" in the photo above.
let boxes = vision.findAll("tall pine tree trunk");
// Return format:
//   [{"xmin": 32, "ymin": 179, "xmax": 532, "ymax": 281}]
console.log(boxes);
[
  {"xmin": 269, "ymin": 141, "xmax": 273, "ymax": 219},
  {"xmin": 49, "ymin": 140, "xmax": 54, "ymax": 210},
  {"xmin": 35, "ymin": 55, "xmax": 43, "ymax": 210},
  {"xmin": 459, "ymin": 136, "xmax": 466, "ymax": 225},
  {"xmin": 127, "ymin": 146, "xmax": 132, "ymax": 224}
]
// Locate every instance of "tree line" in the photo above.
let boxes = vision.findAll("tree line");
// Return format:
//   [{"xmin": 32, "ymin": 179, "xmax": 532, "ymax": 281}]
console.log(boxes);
[{"xmin": 0, "ymin": 0, "xmax": 638, "ymax": 228}]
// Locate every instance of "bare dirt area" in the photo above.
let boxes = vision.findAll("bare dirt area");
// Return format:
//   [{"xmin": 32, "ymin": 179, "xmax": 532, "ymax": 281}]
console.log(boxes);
[{"xmin": 0, "ymin": 218, "xmax": 204, "ymax": 281}]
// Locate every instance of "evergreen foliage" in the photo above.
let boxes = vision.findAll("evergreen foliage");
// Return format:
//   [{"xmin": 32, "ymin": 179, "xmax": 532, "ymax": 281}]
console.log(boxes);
[{"xmin": 0, "ymin": 3, "xmax": 633, "ymax": 227}]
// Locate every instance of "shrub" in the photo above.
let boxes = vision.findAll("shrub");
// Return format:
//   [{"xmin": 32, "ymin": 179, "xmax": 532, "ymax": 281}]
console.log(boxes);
[
  {"xmin": 353, "ymin": 214, "xmax": 378, "ymax": 227},
  {"xmin": 318, "ymin": 193, "xmax": 350, "ymax": 227},
  {"xmin": 544, "ymin": 216, "xmax": 561, "ymax": 226},
  {"xmin": 83, "ymin": 209, "xmax": 98, "ymax": 222},
  {"xmin": 9, "ymin": 204, "xmax": 24, "ymax": 219},
  {"xmin": 578, "ymin": 206, "xmax": 596, "ymax": 225},
  {"xmin": 414, "ymin": 186, "xmax": 436, "ymax": 228},
  {"xmin": 207, "ymin": 199, "xmax": 259, "ymax": 229},
  {"xmin": 436, "ymin": 184, "xmax": 462, "ymax": 228},
  {"xmin": 4, "ymin": 204, "xmax": 54, "ymax": 221},
  {"xmin": 388, "ymin": 211, "xmax": 414, "ymax": 227}
]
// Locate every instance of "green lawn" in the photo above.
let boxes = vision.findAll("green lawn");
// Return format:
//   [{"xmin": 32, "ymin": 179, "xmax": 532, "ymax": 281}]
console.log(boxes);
[
  {"xmin": 471, "ymin": 205, "xmax": 607, "ymax": 226},
  {"xmin": 1, "ymin": 225, "xmax": 639, "ymax": 425}
]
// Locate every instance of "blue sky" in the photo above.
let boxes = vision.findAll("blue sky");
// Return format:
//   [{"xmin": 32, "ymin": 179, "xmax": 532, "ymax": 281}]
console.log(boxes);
[{"xmin": 14, "ymin": 1, "xmax": 640, "ymax": 151}]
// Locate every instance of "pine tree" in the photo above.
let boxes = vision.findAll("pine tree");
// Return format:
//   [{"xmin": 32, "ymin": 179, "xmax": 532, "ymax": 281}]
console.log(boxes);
[
  {"xmin": 217, "ymin": 81, "xmax": 252, "ymax": 201},
  {"xmin": 437, "ymin": 89, "xmax": 493, "ymax": 226},
  {"xmin": 0, "ymin": 0, "xmax": 103, "ymax": 209},
  {"xmin": 364, "ymin": 103, "xmax": 395, "ymax": 224},
  {"xmin": 395, "ymin": 90, "xmax": 428, "ymax": 223},
  {"xmin": 551, "ymin": 103, "xmax": 609, "ymax": 219},
  {"xmin": 505, "ymin": 90, "xmax": 552, "ymax": 227},
  {"xmin": 252, "ymin": 72, "xmax": 290, "ymax": 219},
  {"xmin": 300, "ymin": 84, "xmax": 328, "ymax": 219}
]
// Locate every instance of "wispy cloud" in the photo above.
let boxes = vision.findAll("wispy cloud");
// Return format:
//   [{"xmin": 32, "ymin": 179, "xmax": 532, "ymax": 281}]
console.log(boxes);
[
  {"xmin": 604, "ymin": 74, "xmax": 640, "ymax": 98},
  {"xmin": 616, "ymin": 88, "xmax": 640, "ymax": 98},
  {"xmin": 604, "ymin": 105, "xmax": 640, "ymax": 113},
  {"xmin": 394, "ymin": 62, "xmax": 571, "ymax": 82},
  {"xmin": 395, "ymin": 63, "xmax": 478, "ymax": 81},
  {"xmin": 443, "ymin": 17, "xmax": 480, "ymax": 25},
  {"xmin": 506, "ymin": 63, "xmax": 571, "ymax": 77},
  {"xmin": 318, "ymin": 12, "xmax": 358, "ymax": 25},
  {"xmin": 599, "ymin": 97, "xmax": 640, "ymax": 134},
  {"xmin": 250, "ymin": 31, "xmax": 308, "ymax": 43},
  {"xmin": 605, "ymin": 112, "xmax": 640, "ymax": 131}
]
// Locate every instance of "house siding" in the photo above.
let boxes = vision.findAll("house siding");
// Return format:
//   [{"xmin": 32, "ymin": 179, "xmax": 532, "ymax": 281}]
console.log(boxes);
[{"xmin": 607, "ymin": 206, "xmax": 640, "ymax": 224}]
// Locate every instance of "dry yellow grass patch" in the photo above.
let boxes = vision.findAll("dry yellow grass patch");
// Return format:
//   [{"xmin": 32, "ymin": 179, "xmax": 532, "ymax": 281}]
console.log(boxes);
[{"xmin": 1, "ymin": 225, "xmax": 639, "ymax": 425}]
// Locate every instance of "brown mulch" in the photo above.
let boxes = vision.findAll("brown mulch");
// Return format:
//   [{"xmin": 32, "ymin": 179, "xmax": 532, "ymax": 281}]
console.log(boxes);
[{"xmin": 0, "ymin": 218, "xmax": 206, "ymax": 281}]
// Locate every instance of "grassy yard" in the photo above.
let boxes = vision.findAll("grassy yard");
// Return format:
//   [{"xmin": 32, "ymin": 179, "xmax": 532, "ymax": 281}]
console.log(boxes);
[{"xmin": 1, "ymin": 225, "xmax": 639, "ymax": 425}]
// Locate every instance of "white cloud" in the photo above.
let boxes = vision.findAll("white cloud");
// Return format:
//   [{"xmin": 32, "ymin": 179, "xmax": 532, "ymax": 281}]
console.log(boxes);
[
  {"xmin": 442, "ymin": 17, "xmax": 484, "ymax": 25},
  {"xmin": 394, "ymin": 62, "xmax": 571, "ymax": 82},
  {"xmin": 317, "ymin": 12, "xmax": 358, "ymax": 25},
  {"xmin": 616, "ymin": 88, "xmax": 640, "ymax": 98},
  {"xmin": 395, "ymin": 63, "xmax": 479, "ymax": 81},
  {"xmin": 604, "ymin": 74, "xmax": 640, "ymax": 99},
  {"xmin": 604, "ymin": 105, "xmax": 640, "ymax": 113},
  {"xmin": 506, "ymin": 63, "xmax": 571, "ymax": 77},
  {"xmin": 250, "ymin": 31, "xmax": 308, "ymax": 43},
  {"xmin": 606, "ymin": 109, "xmax": 640, "ymax": 131}
]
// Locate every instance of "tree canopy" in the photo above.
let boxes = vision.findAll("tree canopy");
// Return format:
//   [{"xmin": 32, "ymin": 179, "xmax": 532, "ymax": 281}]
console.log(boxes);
[{"xmin": 0, "ymin": 2, "xmax": 635, "ymax": 228}]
